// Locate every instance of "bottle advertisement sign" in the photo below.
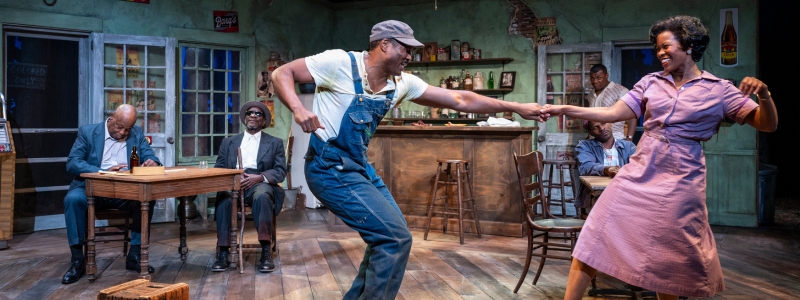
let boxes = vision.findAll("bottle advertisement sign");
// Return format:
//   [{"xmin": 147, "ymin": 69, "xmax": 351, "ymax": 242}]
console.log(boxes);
[
  {"xmin": 214, "ymin": 11, "xmax": 239, "ymax": 33},
  {"xmin": 720, "ymin": 8, "xmax": 738, "ymax": 67}
]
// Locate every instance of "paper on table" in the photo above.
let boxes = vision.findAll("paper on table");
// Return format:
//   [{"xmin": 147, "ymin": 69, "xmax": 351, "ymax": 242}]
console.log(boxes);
[{"xmin": 98, "ymin": 170, "xmax": 131, "ymax": 176}]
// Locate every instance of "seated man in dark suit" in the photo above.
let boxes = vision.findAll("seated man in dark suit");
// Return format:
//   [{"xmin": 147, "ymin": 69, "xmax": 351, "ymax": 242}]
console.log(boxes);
[
  {"xmin": 62, "ymin": 104, "xmax": 161, "ymax": 284},
  {"xmin": 212, "ymin": 101, "xmax": 286, "ymax": 273},
  {"xmin": 575, "ymin": 120, "xmax": 636, "ymax": 219}
]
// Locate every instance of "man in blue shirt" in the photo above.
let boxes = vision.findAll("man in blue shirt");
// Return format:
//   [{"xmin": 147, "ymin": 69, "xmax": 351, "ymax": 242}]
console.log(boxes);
[{"xmin": 575, "ymin": 120, "xmax": 636, "ymax": 218}]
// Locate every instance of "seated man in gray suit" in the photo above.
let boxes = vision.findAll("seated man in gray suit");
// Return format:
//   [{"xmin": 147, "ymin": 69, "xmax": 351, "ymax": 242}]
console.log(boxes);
[
  {"xmin": 212, "ymin": 101, "xmax": 286, "ymax": 273},
  {"xmin": 62, "ymin": 104, "xmax": 161, "ymax": 284}
]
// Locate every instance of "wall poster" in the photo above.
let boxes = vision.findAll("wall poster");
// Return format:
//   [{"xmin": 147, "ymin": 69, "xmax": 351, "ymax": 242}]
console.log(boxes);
[
  {"xmin": 533, "ymin": 17, "xmax": 562, "ymax": 50},
  {"xmin": 257, "ymin": 51, "xmax": 286, "ymax": 127},
  {"xmin": 720, "ymin": 8, "xmax": 738, "ymax": 67}
]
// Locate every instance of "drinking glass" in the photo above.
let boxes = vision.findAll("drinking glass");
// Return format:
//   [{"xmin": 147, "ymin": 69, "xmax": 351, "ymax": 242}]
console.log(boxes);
[{"xmin": 199, "ymin": 161, "xmax": 208, "ymax": 169}]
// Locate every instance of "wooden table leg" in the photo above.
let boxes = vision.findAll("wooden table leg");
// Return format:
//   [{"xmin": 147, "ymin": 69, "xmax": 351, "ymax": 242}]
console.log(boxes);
[
  {"xmin": 140, "ymin": 202, "xmax": 151, "ymax": 280},
  {"xmin": 229, "ymin": 189, "xmax": 239, "ymax": 269},
  {"xmin": 87, "ymin": 196, "xmax": 97, "ymax": 282},
  {"xmin": 178, "ymin": 197, "xmax": 188, "ymax": 261}
]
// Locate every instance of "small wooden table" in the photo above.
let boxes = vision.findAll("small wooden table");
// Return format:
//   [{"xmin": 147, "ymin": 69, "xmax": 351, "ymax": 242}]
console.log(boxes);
[
  {"xmin": 81, "ymin": 167, "xmax": 242, "ymax": 281},
  {"xmin": 579, "ymin": 175, "xmax": 613, "ymax": 200}
]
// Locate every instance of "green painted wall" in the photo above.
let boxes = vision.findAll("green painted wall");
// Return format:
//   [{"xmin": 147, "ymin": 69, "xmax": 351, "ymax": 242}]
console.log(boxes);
[{"xmin": 0, "ymin": 0, "xmax": 335, "ymax": 142}]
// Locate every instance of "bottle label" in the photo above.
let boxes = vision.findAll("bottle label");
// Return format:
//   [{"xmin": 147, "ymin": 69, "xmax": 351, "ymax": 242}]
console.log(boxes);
[{"xmin": 721, "ymin": 42, "xmax": 737, "ymax": 60}]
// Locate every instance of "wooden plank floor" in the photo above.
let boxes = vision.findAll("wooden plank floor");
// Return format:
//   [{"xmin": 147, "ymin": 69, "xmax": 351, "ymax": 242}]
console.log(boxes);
[{"xmin": 1, "ymin": 208, "xmax": 798, "ymax": 300}]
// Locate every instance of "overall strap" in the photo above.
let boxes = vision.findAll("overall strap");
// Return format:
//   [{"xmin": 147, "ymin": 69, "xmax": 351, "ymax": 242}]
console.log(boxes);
[{"xmin": 347, "ymin": 52, "xmax": 363, "ymax": 94}]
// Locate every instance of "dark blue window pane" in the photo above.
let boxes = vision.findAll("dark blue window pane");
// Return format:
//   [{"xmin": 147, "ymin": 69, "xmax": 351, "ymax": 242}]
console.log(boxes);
[
  {"xmin": 213, "ymin": 49, "xmax": 227, "ymax": 69},
  {"xmin": 229, "ymin": 51, "xmax": 240, "ymax": 70},
  {"xmin": 213, "ymin": 93, "xmax": 226, "ymax": 112},
  {"xmin": 213, "ymin": 71, "xmax": 225, "ymax": 91}
]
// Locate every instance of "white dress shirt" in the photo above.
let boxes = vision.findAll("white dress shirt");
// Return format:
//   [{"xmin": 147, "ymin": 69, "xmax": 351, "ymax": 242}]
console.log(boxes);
[
  {"xmin": 101, "ymin": 118, "xmax": 128, "ymax": 170},
  {"xmin": 238, "ymin": 131, "xmax": 271, "ymax": 183}
]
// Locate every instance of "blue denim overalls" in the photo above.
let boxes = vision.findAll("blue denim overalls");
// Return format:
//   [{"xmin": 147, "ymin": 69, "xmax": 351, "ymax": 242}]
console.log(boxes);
[{"xmin": 305, "ymin": 53, "xmax": 412, "ymax": 300}]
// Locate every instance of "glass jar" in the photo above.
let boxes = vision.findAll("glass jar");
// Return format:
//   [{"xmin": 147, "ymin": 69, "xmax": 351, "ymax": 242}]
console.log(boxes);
[{"xmin": 450, "ymin": 40, "xmax": 461, "ymax": 60}]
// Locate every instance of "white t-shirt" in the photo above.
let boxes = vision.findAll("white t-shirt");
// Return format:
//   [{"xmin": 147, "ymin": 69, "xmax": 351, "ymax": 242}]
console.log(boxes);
[
  {"xmin": 603, "ymin": 147, "xmax": 620, "ymax": 167},
  {"xmin": 305, "ymin": 50, "xmax": 429, "ymax": 141}
]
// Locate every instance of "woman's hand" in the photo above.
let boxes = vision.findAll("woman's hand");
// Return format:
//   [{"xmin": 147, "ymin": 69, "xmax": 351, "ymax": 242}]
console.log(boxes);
[
  {"xmin": 739, "ymin": 77, "xmax": 770, "ymax": 100},
  {"xmin": 540, "ymin": 104, "xmax": 565, "ymax": 119}
]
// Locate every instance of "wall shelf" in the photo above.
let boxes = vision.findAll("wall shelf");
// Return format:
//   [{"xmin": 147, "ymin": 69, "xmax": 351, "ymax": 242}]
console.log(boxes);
[{"xmin": 406, "ymin": 57, "xmax": 514, "ymax": 68}]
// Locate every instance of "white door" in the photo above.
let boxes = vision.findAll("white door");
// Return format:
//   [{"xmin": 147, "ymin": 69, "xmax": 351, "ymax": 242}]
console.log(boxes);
[
  {"xmin": 291, "ymin": 93, "xmax": 322, "ymax": 208},
  {"xmin": 537, "ymin": 43, "xmax": 612, "ymax": 160},
  {"xmin": 91, "ymin": 33, "xmax": 176, "ymax": 222}
]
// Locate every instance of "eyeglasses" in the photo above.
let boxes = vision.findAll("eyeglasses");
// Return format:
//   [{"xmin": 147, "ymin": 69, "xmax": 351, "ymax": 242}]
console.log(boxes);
[{"xmin": 246, "ymin": 111, "xmax": 265, "ymax": 117}]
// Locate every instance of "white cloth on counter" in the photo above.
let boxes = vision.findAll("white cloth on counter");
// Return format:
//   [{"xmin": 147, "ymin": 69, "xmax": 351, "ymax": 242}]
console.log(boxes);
[{"xmin": 477, "ymin": 117, "xmax": 520, "ymax": 127}]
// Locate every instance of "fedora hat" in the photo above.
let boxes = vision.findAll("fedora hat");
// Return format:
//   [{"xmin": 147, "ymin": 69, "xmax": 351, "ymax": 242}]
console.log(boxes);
[{"xmin": 240, "ymin": 101, "xmax": 271, "ymax": 129}]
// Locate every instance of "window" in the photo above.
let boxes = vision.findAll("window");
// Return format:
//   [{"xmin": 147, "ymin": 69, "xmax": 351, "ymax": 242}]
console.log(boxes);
[
  {"xmin": 179, "ymin": 46, "xmax": 241, "ymax": 162},
  {"xmin": 102, "ymin": 44, "xmax": 167, "ymax": 133}
]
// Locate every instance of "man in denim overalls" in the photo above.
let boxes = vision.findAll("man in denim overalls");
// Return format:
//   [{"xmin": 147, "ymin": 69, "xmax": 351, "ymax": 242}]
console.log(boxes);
[{"xmin": 272, "ymin": 20, "xmax": 545, "ymax": 299}]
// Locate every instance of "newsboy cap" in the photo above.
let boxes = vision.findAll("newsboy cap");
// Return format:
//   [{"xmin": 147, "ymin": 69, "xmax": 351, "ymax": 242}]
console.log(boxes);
[
  {"xmin": 369, "ymin": 20, "xmax": 423, "ymax": 47},
  {"xmin": 240, "ymin": 101, "xmax": 271, "ymax": 129}
]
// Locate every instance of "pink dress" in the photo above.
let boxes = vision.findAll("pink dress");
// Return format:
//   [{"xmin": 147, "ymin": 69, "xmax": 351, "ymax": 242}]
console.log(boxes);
[{"xmin": 572, "ymin": 71, "xmax": 759, "ymax": 297}]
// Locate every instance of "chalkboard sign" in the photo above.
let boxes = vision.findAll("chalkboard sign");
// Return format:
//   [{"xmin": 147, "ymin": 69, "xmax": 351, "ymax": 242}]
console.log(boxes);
[{"xmin": 8, "ymin": 62, "xmax": 48, "ymax": 90}]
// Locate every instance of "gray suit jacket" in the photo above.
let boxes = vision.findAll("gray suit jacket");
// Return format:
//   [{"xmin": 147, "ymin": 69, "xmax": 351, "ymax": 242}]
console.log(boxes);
[
  {"xmin": 66, "ymin": 122, "xmax": 161, "ymax": 191},
  {"xmin": 216, "ymin": 132, "xmax": 286, "ymax": 215}
]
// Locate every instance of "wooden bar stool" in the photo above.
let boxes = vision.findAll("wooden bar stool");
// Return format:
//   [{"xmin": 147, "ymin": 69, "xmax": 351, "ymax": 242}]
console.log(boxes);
[
  {"xmin": 423, "ymin": 158, "xmax": 482, "ymax": 244},
  {"xmin": 542, "ymin": 159, "xmax": 577, "ymax": 217}
]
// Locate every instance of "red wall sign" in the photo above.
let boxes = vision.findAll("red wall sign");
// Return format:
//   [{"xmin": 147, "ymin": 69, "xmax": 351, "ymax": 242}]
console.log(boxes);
[{"xmin": 214, "ymin": 11, "xmax": 239, "ymax": 33}]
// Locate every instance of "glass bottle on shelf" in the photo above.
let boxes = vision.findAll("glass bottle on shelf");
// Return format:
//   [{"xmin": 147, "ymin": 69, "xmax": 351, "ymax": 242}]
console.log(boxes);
[
  {"xmin": 439, "ymin": 76, "xmax": 447, "ymax": 88},
  {"xmin": 473, "ymin": 71, "xmax": 484, "ymax": 90},
  {"xmin": 440, "ymin": 108, "xmax": 450, "ymax": 118},
  {"xmin": 487, "ymin": 71, "xmax": 495, "ymax": 89},
  {"xmin": 447, "ymin": 76, "xmax": 454, "ymax": 89},
  {"xmin": 451, "ymin": 75, "xmax": 460, "ymax": 90},
  {"xmin": 449, "ymin": 109, "xmax": 458, "ymax": 119},
  {"xmin": 464, "ymin": 71, "xmax": 473, "ymax": 90}
]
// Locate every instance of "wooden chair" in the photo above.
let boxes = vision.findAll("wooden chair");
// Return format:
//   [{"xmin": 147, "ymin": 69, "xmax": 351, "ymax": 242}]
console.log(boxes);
[
  {"xmin": 236, "ymin": 148, "xmax": 278, "ymax": 274},
  {"xmin": 84, "ymin": 209, "xmax": 132, "ymax": 258},
  {"xmin": 513, "ymin": 151, "xmax": 584, "ymax": 292}
]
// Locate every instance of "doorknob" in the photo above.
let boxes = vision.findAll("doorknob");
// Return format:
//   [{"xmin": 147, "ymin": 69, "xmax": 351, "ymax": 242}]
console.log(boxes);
[{"xmin": 167, "ymin": 137, "xmax": 174, "ymax": 144}]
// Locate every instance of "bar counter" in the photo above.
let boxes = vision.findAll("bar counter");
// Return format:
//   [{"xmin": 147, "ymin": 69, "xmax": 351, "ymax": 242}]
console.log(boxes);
[{"xmin": 367, "ymin": 126, "xmax": 537, "ymax": 237}]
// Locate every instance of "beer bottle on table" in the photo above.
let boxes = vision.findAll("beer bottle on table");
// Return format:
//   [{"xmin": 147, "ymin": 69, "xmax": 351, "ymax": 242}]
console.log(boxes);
[{"xmin": 129, "ymin": 146, "xmax": 139, "ymax": 173}]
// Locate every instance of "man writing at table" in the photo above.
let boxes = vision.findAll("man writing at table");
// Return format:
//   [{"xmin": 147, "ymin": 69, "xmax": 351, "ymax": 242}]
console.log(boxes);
[
  {"xmin": 211, "ymin": 101, "xmax": 286, "ymax": 273},
  {"xmin": 575, "ymin": 120, "xmax": 636, "ymax": 218},
  {"xmin": 62, "ymin": 104, "xmax": 161, "ymax": 284}
]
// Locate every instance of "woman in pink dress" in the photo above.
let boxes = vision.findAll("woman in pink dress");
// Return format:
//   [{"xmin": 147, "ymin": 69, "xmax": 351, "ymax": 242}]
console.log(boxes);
[{"xmin": 541, "ymin": 16, "xmax": 778, "ymax": 299}]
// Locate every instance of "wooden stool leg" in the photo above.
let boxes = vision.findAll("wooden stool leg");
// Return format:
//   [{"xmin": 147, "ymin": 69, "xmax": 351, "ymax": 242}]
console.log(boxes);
[
  {"xmin": 545, "ymin": 163, "xmax": 555, "ymax": 216},
  {"xmin": 424, "ymin": 162, "xmax": 443, "ymax": 241},
  {"xmin": 456, "ymin": 163, "xmax": 465, "ymax": 245},
  {"xmin": 464, "ymin": 163, "xmax": 481, "ymax": 238},
  {"xmin": 559, "ymin": 165, "xmax": 567, "ymax": 217},
  {"xmin": 443, "ymin": 163, "xmax": 451, "ymax": 234}
]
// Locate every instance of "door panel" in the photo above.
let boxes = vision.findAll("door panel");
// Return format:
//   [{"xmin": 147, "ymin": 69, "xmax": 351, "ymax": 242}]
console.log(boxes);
[
  {"xmin": 92, "ymin": 33, "xmax": 176, "ymax": 223},
  {"xmin": 4, "ymin": 32, "xmax": 83, "ymax": 233}
]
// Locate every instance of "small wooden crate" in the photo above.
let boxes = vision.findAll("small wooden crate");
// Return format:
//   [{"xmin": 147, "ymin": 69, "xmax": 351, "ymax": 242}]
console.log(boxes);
[
  {"xmin": 132, "ymin": 166, "xmax": 165, "ymax": 176},
  {"xmin": 97, "ymin": 279, "xmax": 189, "ymax": 300}
]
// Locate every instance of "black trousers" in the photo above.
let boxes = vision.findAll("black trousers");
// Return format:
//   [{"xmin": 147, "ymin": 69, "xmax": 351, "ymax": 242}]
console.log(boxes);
[{"xmin": 215, "ymin": 182, "xmax": 275, "ymax": 247}]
